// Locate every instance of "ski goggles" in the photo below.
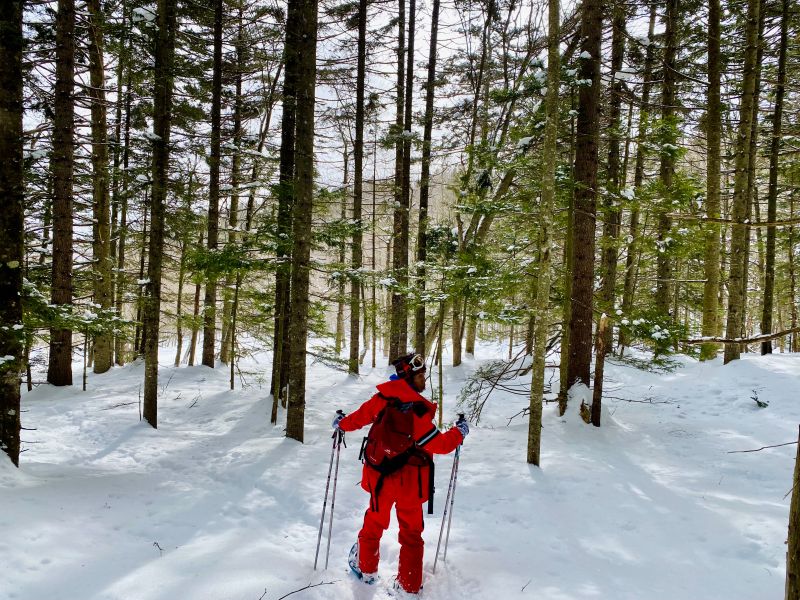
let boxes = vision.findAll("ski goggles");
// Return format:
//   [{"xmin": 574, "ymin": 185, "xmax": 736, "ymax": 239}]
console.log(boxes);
[{"xmin": 408, "ymin": 353, "xmax": 425, "ymax": 372}]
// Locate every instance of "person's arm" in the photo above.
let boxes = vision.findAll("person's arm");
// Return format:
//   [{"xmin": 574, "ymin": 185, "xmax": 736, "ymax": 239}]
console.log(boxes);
[
  {"xmin": 337, "ymin": 393, "xmax": 385, "ymax": 432},
  {"xmin": 417, "ymin": 424, "xmax": 463, "ymax": 454}
]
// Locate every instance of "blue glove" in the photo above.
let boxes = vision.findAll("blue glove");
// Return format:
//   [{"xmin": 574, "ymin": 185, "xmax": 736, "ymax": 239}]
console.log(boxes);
[
  {"xmin": 455, "ymin": 417, "xmax": 469, "ymax": 438},
  {"xmin": 332, "ymin": 410, "xmax": 345, "ymax": 431}
]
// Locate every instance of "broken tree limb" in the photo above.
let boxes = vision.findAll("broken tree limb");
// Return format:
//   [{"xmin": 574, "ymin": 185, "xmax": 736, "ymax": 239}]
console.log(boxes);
[
  {"xmin": 669, "ymin": 213, "xmax": 800, "ymax": 228},
  {"xmin": 682, "ymin": 326, "xmax": 800, "ymax": 345}
]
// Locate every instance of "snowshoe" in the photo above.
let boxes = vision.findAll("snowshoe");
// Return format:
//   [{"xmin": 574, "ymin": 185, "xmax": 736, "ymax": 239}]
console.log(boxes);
[
  {"xmin": 390, "ymin": 577, "xmax": 422, "ymax": 598},
  {"xmin": 348, "ymin": 542, "xmax": 377, "ymax": 585}
]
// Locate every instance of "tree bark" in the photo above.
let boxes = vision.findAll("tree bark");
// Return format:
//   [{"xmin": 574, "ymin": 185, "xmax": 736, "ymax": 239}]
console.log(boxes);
[
  {"xmin": 388, "ymin": 0, "xmax": 407, "ymax": 363},
  {"xmin": 221, "ymin": 16, "xmax": 245, "ymax": 367},
  {"xmin": 760, "ymin": 0, "xmax": 788, "ymax": 355},
  {"xmin": 202, "ymin": 0, "xmax": 223, "ymax": 368},
  {"xmin": 114, "ymin": 48, "xmax": 133, "ymax": 366},
  {"xmin": 527, "ymin": 0, "xmax": 559, "ymax": 466},
  {"xmin": 598, "ymin": 2, "xmax": 625, "ymax": 347},
  {"xmin": 0, "ymin": 0, "xmax": 23, "ymax": 467},
  {"xmin": 786, "ymin": 425, "xmax": 800, "ymax": 600},
  {"xmin": 142, "ymin": 0, "xmax": 177, "ymax": 428},
  {"xmin": 188, "ymin": 231, "xmax": 204, "ymax": 367},
  {"xmin": 48, "ymin": 0, "xmax": 76, "ymax": 386},
  {"xmin": 565, "ymin": 0, "xmax": 602, "ymax": 393},
  {"xmin": 700, "ymin": 0, "xmax": 722, "ymax": 361},
  {"xmin": 285, "ymin": 0, "xmax": 319, "ymax": 443},
  {"xmin": 590, "ymin": 314, "xmax": 609, "ymax": 427},
  {"xmin": 723, "ymin": 0, "xmax": 761, "ymax": 364},
  {"xmin": 349, "ymin": 0, "xmax": 367, "ymax": 374},
  {"xmin": 87, "ymin": 0, "xmax": 113, "ymax": 374},
  {"xmin": 655, "ymin": 0, "xmax": 679, "ymax": 317},
  {"xmin": 272, "ymin": 0, "xmax": 301, "ymax": 415},
  {"xmin": 415, "ymin": 0, "xmax": 440, "ymax": 358},
  {"xmin": 335, "ymin": 148, "xmax": 347, "ymax": 355},
  {"xmin": 619, "ymin": 3, "xmax": 656, "ymax": 352}
]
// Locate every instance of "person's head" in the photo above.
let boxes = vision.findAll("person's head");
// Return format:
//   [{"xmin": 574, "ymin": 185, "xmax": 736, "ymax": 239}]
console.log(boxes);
[{"xmin": 392, "ymin": 353, "xmax": 426, "ymax": 392}]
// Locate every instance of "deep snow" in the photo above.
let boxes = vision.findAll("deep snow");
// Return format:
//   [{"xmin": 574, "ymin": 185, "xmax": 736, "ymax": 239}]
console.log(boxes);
[{"xmin": 1, "ymin": 342, "xmax": 797, "ymax": 600}]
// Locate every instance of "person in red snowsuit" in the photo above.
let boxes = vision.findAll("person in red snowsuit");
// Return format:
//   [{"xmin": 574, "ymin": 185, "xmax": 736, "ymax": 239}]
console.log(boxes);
[{"xmin": 333, "ymin": 353, "xmax": 468, "ymax": 595}]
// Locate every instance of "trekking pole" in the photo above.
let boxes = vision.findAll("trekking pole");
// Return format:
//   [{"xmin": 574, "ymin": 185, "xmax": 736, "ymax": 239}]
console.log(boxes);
[
  {"xmin": 433, "ymin": 415, "xmax": 463, "ymax": 574},
  {"xmin": 324, "ymin": 428, "xmax": 345, "ymax": 570},
  {"xmin": 314, "ymin": 413, "xmax": 345, "ymax": 570},
  {"xmin": 441, "ymin": 444, "xmax": 461, "ymax": 564}
]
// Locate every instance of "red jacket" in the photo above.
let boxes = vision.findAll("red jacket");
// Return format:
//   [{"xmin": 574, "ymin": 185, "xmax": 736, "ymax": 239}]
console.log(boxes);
[{"xmin": 338, "ymin": 378, "xmax": 464, "ymax": 504}]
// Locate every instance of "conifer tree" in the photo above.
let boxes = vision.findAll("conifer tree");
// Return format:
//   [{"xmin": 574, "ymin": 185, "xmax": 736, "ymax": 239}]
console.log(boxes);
[{"xmin": 0, "ymin": 0, "xmax": 23, "ymax": 467}]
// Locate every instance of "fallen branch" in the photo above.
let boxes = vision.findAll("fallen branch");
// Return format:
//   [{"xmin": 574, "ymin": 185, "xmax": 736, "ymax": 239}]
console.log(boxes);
[
  {"xmin": 669, "ymin": 213, "xmax": 800, "ymax": 228},
  {"xmin": 683, "ymin": 326, "xmax": 800, "ymax": 345},
  {"xmin": 276, "ymin": 581, "xmax": 337, "ymax": 600},
  {"xmin": 728, "ymin": 441, "xmax": 798, "ymax": 454},
  {"xmin": 605, "ymin": 395, "xmax": 672, "ymax": 404}
]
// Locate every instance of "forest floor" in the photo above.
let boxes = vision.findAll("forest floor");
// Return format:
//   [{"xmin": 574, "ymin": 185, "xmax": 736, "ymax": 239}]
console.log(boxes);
[{"xmin": 1, "ymin": 341, "xmax": 796, "ymax": 600}]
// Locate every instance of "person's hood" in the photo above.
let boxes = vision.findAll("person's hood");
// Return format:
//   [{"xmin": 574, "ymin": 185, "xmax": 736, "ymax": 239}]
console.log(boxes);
[{"xmin": 376, "ymin": 378, "xmax": 437, "ymax": 419}]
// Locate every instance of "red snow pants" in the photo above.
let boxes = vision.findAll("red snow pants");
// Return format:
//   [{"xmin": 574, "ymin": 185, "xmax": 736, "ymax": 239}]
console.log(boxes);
[{"xmin": 358, "ymin": 469, "xmax": 425, "ymax": 593}]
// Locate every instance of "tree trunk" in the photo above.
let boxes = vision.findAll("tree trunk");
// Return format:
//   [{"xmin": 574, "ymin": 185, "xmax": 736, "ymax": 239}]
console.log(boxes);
[
  {"xmin": 786, "ymin": 425, "xmax": 800, "ymax": 600},
  {"xmin": 174, "ymin": 236, "xmax": 186, "ymax": 368},
  {"xmin": 48, "ymin": 0, "xmax": 75, "ymax": 386},
  {"xmin": 598, "ymin": 2, "xmax": 625, "ymax": 347},
  {"xmin": 109, "ymin": 5, "xmax": 127, "ymax": 351},
  {"xmin": 188, "ymin": 231, "xmax": 204, "ymax": 367},
  {"xmin": 88, "ymin": 0, "xmax": 114, "ymax": 370},
  {"xmin": 272, "ymin": 0, "xmax": 300, "ymax": 415},
  {"xmin": 558, "ymin": 88, "xmax": 577, "ymax": 410},
  {"xmin": 590, "ymin": 314, "xmax": 608, "ymax": 427},
  {"xmin": 202, "ymin": 0, "xmax": 223, "ymax": 368},
  {"xmin": 349, "ymin": 0, "xmax": 367, "ymax": 374},
  {"xmin": 723, "ymin": 0, "xmax": 761, "ymax": 364},
  {"xmin": 527, "ymin": 0, "xmax": 559, "ymax": 466},
  {"xmin": 134, "ymin": 194, "xmax": 148, "ymax": 356},
  {"xmin": 0, "ymin": 0, "xmax": 23, "ymax": 467},
  {"xmin": 619, "ymin": 3, "xmax": 656, "ymax": 352},
  {"xmin": 388, "ymin": 0, "xmax": 407, "ymax": 363},
  {"xmin": 87, "ymin": 0, "xmax": 113, "ymax": 374},
  {"xmin": 221, "ymin": 19, "xmax": 245, "ymax": 367},
  {"xmin": 789, "ymin": 194, "xmax": 799, "ymax": 352},
  {"xmin": 760, "ymin": 0, "xmax": 788, "ymax": 355},
  {"xmin": 142, "ymin": 0, "xmax": 177, "ymax": 428},
  {"xmin": 285, "ymin": 0, "xmax": 319, "ymax": 443},
  {"xmin": 565, "ymin": 0, "xmax": 602, "ymax": 392},
  {"xmin": 115, "ymin": 49, "xmax": 133, "ymax": 366},
  {"xmin": 655, "ymin": 0, "xmax": 679, "ymax": 317},
  {"xmin": 415, "ymin": 0, "xmax": 439, "ymax": 358},
  {"xmin": 335, "ymin": 153, "xmax": 347, "ymax": 356},
  {"xmin": 700, "ymin": 0, "xmax": 722, "ymax": 361}
]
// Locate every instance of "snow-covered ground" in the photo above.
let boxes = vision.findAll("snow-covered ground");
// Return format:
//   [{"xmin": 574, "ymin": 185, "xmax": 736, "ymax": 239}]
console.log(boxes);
[{"xmin": 2, "ymin": 342, "xmax": 797, "ymax": 600}]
